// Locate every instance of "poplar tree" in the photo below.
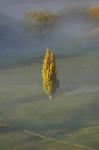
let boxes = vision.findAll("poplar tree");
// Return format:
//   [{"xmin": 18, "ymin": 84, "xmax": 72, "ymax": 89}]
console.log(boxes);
[{"xmin": 42, "ymin": 48, "xmax": 59, "ymax": 99}]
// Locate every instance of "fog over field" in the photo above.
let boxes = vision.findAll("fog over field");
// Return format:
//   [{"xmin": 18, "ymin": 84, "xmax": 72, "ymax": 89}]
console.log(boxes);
[
  {"xmin": 0, "ymin": 0, "xmax": 99, "ymax": 67},
  {"xmin": 0, "ymin": 1, "xmax": 99, "ymax": 150}
]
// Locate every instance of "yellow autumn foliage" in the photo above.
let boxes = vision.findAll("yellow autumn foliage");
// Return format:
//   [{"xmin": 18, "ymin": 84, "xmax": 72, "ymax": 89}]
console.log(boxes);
[
  {"xmin": 87, "ymin": 5, "xmax": 99, "ymax": 20},
  {"xmin": 42, "ymin": 48, "xmax": 59, "ymax": 98},
  {"xmin": 25, "ymin": 11, "xmax": 56, "ymax": 31}
]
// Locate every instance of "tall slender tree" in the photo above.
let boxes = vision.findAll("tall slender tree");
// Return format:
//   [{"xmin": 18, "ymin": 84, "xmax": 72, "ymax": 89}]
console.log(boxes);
[{"xmin": 42, "ymin": 48, "xmax": 59, "ymax": 99}]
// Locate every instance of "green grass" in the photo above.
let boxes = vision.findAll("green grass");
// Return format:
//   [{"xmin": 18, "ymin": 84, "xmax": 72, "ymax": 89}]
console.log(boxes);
[
  {"xmin": 0, "ymin": 56, "xmax": 99, "ymax": 150},
  {"xmin": 62, "ymin": 126, "xmax": 99, "ymax": 149}
]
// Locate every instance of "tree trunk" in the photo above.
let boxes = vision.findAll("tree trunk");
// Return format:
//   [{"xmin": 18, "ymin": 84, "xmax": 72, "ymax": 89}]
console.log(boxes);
[{"xmin": 49, "ymin": 95, "xmax": 52, "ymax": 99}]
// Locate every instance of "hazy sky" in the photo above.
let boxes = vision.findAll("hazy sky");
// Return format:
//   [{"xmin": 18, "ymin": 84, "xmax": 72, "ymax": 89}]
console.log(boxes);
[
  {"xmin": 0, "ymin": 0, "xmax": 63, "ymax": 19},
  {"xmin": 0, "ymin": 0, "xmax": 99, "ymax": 19}
]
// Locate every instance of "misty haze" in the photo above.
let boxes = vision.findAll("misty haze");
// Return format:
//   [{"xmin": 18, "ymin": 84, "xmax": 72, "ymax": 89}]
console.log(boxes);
[{"xmin": 0, "ymin": 0, "xmax": 99, "ymax": 150}]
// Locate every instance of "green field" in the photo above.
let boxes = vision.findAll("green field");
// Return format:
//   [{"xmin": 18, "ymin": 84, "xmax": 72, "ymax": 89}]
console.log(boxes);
[{"xmin": 0, "ymin": 56, "xmax": 99, "ymax": 150}]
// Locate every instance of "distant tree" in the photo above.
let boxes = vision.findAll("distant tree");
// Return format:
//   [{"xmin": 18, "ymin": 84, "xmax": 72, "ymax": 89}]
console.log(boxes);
[
  {"xmin": 87, "ymin": 5, "xmax": 99, "ymax": 20},
  {"xmin": 25, "ymin": 11, "xmax": 56, "ymax": 31},
  {"xmin": 42, "ymin": 48, "xmax": 59, "ymax": 99}
]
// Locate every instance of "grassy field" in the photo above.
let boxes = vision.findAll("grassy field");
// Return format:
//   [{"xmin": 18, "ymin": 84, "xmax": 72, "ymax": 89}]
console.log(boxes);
[{"xmin": 0, "ymin": 55, "xmax": 99, "ymax": 150}]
